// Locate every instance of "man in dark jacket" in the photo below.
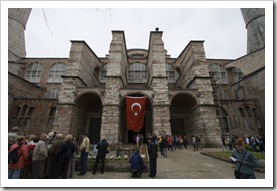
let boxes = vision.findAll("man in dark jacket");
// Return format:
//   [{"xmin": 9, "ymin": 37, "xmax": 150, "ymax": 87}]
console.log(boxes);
[
  {"xmin": 147, "ymin": 138, "xmax": 158, "ymax": 178},
  {"xmin": 129, "ymin": 150, "xmax": 145, "ymax": 178},
  {"xmin": 92, "ymin": 137, "xmax": 109, "ymax": 175}
]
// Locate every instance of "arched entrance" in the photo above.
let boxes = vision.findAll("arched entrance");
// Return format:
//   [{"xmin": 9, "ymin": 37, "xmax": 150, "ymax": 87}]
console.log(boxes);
[
  {"xmin": 170, "ymin": 93, "xmax": 197, "ymax": 137},
  {"xmin": 75, "ymin": 92, "xmax": 103, "ymax": 144},
  {"xmin": 119, "ymin": 93, "xmax": 152, "ymax": 144}
]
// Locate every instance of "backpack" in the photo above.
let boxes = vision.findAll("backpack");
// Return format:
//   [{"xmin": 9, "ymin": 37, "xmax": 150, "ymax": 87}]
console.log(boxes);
[
  {"xmin": 64, "ymin": 149, "xmax": 72, "ymax": 160},
  {"xmin": 8, "ymin": 146, "xmax": 22, "ymax": 164}
]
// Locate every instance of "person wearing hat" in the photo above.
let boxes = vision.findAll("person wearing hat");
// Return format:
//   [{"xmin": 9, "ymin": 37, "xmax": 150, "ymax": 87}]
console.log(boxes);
[
  {"xmin": 92, "ymin": 136, "xmax": 109, "ymax": 175},
  {"xmin": 77, "ymin": 133, "xmax": 90, "ymax": 176}
]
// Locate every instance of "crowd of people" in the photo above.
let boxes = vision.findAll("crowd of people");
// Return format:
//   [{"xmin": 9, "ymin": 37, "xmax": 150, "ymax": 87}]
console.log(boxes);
[
  {"xmin": 8, "ymin": 126, "xmax": 264, "ymax": 180},
  {"xmin": 8, "ymin": 127, "xmax": 111, "ymax": 179},
  {"xmin": 221, "ymin": 133, "xmax": 265, "ymax": 153}
]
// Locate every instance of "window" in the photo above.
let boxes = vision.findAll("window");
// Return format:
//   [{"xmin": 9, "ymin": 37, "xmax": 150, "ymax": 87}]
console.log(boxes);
[
  {"xmin": 27, "ymin": 107, "xmax": 34, "ymax": 116},
  {"xmin": 166, "ymin": 64, "xmax": 179, "ymax": 83},
  {"xmin": 21, "ymin": 105, "xmax": 28, "ymax": 116},
  {"xmin": 25, "ymin": 62, "xmax": 43, "ymax": 83},
  {"xmin": 19, "ymin": 117, "xmax": 25, "ymax": 127},
  {"xmin": 236, "ymin": 87, "xmax": 246, "ymax": 99},
  {"xmin": 239, "ymin": 105, "xmax": 259, "ymax": 129},
  {"xmin": 100, "ymin": 64, "xmax": 107, "ymax": 83},
  {"xmin": 12, "ymin": 104, "xmax": 34, "ymax": 128},
  {"xmin": 15, "ymin": 107, "xmax": 21, "ymax": 115},
  {"xmin": 216, "ymin": 107, "xmax": 230, "ymax": 133},
  {"xmin": 232, "ymin": 67, "xmax": 245, "ymax": 83},
  {"xmin": 209, "ymin": 63, "xmax": 228, "ymax": 84},
  {"xmin": 49, "ymin": 107, "xmax": 56, "ymax": 116},
  {"xmin": 25, "ymin": 118, "xmax": 31, "ymax": 127},
  {"xmin": 239, "ymin": 108, "xmax": 246, "ymax": 117},
  {"xmin": 47, "ymin": 117, "xmax": 54, "ymax": 127},
  {"xmin": 45, "ymin": 89, "xmax": 59, "ymax": 99},
  {"xmin": 48, "ymin": 62, "xmax": 67, "ymax": 83},
  {"xmin": 128, "ymin": 62, "xmax": 147, "ymax": 83},
  {"xmin": 47, "ymin": 107, "xmax": 56, "ymax": 127}
]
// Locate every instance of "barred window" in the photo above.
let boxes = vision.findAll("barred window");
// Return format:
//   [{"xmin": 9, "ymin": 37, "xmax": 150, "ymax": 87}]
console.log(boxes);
[
  {"xmin": 166, "ymin": 64, "xmax": 179, "ymax": 83},
  {"xmin": 100, "ymin": 64, "xmax": 107, "ymax": 83},
  {"xmin": 48, "ymin": 62, "xmax": 67, "ymax": 83},
  {"xmin": 25, "ymin": 62, "xmax": 43, "ymax": 83},
  {"xmin": 128, "ymin": 62, "xmax": 147, "ymax": 83},
  {"xmin": 45, "ymin": 89, "xmax": 59, "ymax": 99},
  {"xmin": 232, "ymin": 67, "xmax": 245, "ymax": 83}
]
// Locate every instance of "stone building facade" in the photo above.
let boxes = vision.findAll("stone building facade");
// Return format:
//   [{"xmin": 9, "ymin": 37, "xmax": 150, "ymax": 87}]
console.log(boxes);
[{"xmin": 8, "ymin": 8, "xmax": 265, "ymax": 146}]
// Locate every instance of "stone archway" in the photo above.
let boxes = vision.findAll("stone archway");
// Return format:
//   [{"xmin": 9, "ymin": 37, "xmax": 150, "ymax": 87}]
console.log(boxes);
[
  {"xmin": 75, "ymin": 92, "xmax": 103, "ymax": 144},
  {"xmin": 119, "ymin": 93, "xmax": 153, "ymax": 144},
  {"xmin": 170, "ymin": 93, "xmax": 197, "ymax": 138}
]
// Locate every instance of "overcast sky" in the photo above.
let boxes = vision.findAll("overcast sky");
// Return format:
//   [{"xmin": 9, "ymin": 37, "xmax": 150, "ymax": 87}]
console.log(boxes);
[{"xmin": 25, "ymin": 8, "xmax": 247, "ymax": 59}]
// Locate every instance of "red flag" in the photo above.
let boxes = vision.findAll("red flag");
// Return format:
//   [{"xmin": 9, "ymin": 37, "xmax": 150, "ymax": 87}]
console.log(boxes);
[{"xmin": 126, "ymin": 96, "xmax": 146, "ymax": 131}]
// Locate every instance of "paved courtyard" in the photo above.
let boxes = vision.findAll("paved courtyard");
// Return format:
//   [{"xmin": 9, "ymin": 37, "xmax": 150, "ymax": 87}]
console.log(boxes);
[{"xmin": 72, "ymin": 147, "xmax": 265, "ymax": 179}]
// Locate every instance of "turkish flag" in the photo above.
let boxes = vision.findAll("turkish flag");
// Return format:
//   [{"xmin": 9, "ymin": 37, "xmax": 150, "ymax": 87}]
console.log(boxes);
[{"xmin": 126, "ymin": 96, "xmax": 146, "ymax": 131}]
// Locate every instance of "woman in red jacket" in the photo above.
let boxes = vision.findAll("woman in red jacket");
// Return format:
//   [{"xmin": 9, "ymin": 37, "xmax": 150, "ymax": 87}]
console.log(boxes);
[{"xmin": 8, "ymin": 136, "xmax": 28, "ymax": 179}]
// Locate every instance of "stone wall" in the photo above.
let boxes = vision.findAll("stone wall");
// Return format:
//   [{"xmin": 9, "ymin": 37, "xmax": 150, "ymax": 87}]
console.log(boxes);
[
  {"xmin": 9, "ymin": 98, "xmax": 58, "ymax": 135},
  {"xmin": 226, "ymin": 48, "xmax": 264, "ymax": 76}
]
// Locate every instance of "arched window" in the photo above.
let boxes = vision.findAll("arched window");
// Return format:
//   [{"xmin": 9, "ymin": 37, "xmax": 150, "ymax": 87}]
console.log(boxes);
[
  {"xmin": 239, "ymin": 105, "xmax": 258, "ymax": 129},
  {"xmin": 100, "ymin": 64, "xmax": 107, "ymax": 83},
  {"xmin": 45, "ymin": 89, "xmax": 59, "ymax": 99},
  {"xmin": 25, "ymin": 117, "xmax": 31, "ymax": 127},
  {"xmin": 48, "ymin": 62, "xmax": 67, "ymax": 83},
  {"xmin": 12, "ymin": 104, "xmax": 34, "ymax": 128},
  {"xmin": 47, "ymin": 117, "xmax": 54, "ymax": 127},
  {"xmin": 49, "ymin": 107, "xmax": 56, "ymax": 116},
  {"xmin": 239, "ymin": 108, "xmax": 246, "ymax": 117},
  {"xmin": 216, "ymin": 107, "xmax": 230, "ymax": 133},
  {"xmin": 25, "ymin": 62, "xmax": 43, "ymax": 83},
  {"xmin": 128, "ymin": 62, "xmax": 147, "ymax": 83},
  {"xmin": 166, "ymin": 64, "xmax": 179, "ymax": 83},
  {"xmin": 232, "ymin": 67, "xmax": 245, "ymax": 83},
  {"xmin": 47, "ymin": 107, "xmax": 56, "ymax": 127},
  {"xmin": 236, "ymin": 86, "xmax": 246, "ymax": 99},
  {"xmin": 209, "ymin": 63, "xmax": 228, "ymax": 84},
  {"xmin": 21, "ymin": 105, "xmax": 28, "ymax": 116},
  {"xmin": 19, "ymin": 117, "xmax": 25, "ymax": 127},
  {"xmin": 27, "ymin": 107, "xmax": 34, "ymax": 116}
]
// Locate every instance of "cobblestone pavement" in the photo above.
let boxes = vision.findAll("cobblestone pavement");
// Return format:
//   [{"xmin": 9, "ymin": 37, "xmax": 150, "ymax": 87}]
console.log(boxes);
[{"xmin": 72, "ymin": 147, "xmax": 265, "ymax": 179}]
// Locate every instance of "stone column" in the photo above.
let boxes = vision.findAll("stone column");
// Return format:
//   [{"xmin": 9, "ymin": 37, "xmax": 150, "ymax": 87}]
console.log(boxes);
[
  {"xmin": 101, "ymin": 31, "xmax": 127, "ymax": 144},
  {"xmin": 148, "ymin": 31, "xmax": 171, "ymax": 136}
]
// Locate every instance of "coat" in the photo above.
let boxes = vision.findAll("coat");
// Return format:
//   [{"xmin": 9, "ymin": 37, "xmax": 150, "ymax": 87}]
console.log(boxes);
[
  {"xmin": 8, "ymin": 143, "xmax": 28, "ymax": 170},
  {"xmin": 129, "ymin": 152, "xmax": 144, "ymax": 171},
  {"xmin": 96, "ymin": 139, "xmax": 109, "ymax": 157}
]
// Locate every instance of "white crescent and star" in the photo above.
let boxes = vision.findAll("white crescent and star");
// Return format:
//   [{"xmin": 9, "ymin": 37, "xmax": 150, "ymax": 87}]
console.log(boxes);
[{"xmin": 131, "ymin": 102, "xmax": 141, "ymax": 116}]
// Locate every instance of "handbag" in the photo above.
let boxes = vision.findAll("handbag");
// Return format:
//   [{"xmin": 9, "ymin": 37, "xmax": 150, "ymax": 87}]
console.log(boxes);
[{"xmin": 234, "ymin": 151, "xmax": 247, "ymax": 179}]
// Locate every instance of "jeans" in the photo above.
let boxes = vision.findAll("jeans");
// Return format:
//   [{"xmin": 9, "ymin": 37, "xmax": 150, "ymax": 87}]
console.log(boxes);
[
  {"xmin": 80, "ymin": 151, "xmax": 89, "ymax": 175},
  {"xmin": 8, "ymin": 169, "xmax": 21, "ymax": 179}
]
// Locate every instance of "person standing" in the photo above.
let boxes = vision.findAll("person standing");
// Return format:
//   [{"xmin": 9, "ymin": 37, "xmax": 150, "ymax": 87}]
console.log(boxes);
[
  {"xmin": 8, "ymin": 136, "xmax": 29, "ymax": 179},
  {"xmin": 58, "ymin": 134, "xmax": 75, "ymax": 179},
  {"xmin": 147, "ymin": 138, "xmax": 158, "ymax": 178},
  {"xmin": 78, "ymin": 133, "xmax": 90, "ymax": 176},
  {"xmin": 30, "ymin": 133, "xmax": 48, "ymax": 179},
  {"xmin": 68, "ymin": 135, "xmax": 78, "ymax": 178},
  {"xmin": 231, "ymin": 138, "xmax": 258, "ymax": 179},
  {"xmin": 47, "ymin": 133, "xmax": 64, "ymax": 178},
  {"xmin": 92, "ymin": 136, "xmax": 109, "ymax": 175},
  {"xmin": 192, "ymin": 135, "xmax": 198, "ymax": 151}
]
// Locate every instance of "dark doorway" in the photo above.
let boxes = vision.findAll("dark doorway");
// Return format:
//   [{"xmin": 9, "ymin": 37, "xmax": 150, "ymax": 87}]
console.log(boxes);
[
  {"xmin": 170, "ymin": 119, "xmax": 185, "ymax": 136},
  {"xmin": 89, "ymin": 118, "xmax": 101, "ymax": 144}
]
